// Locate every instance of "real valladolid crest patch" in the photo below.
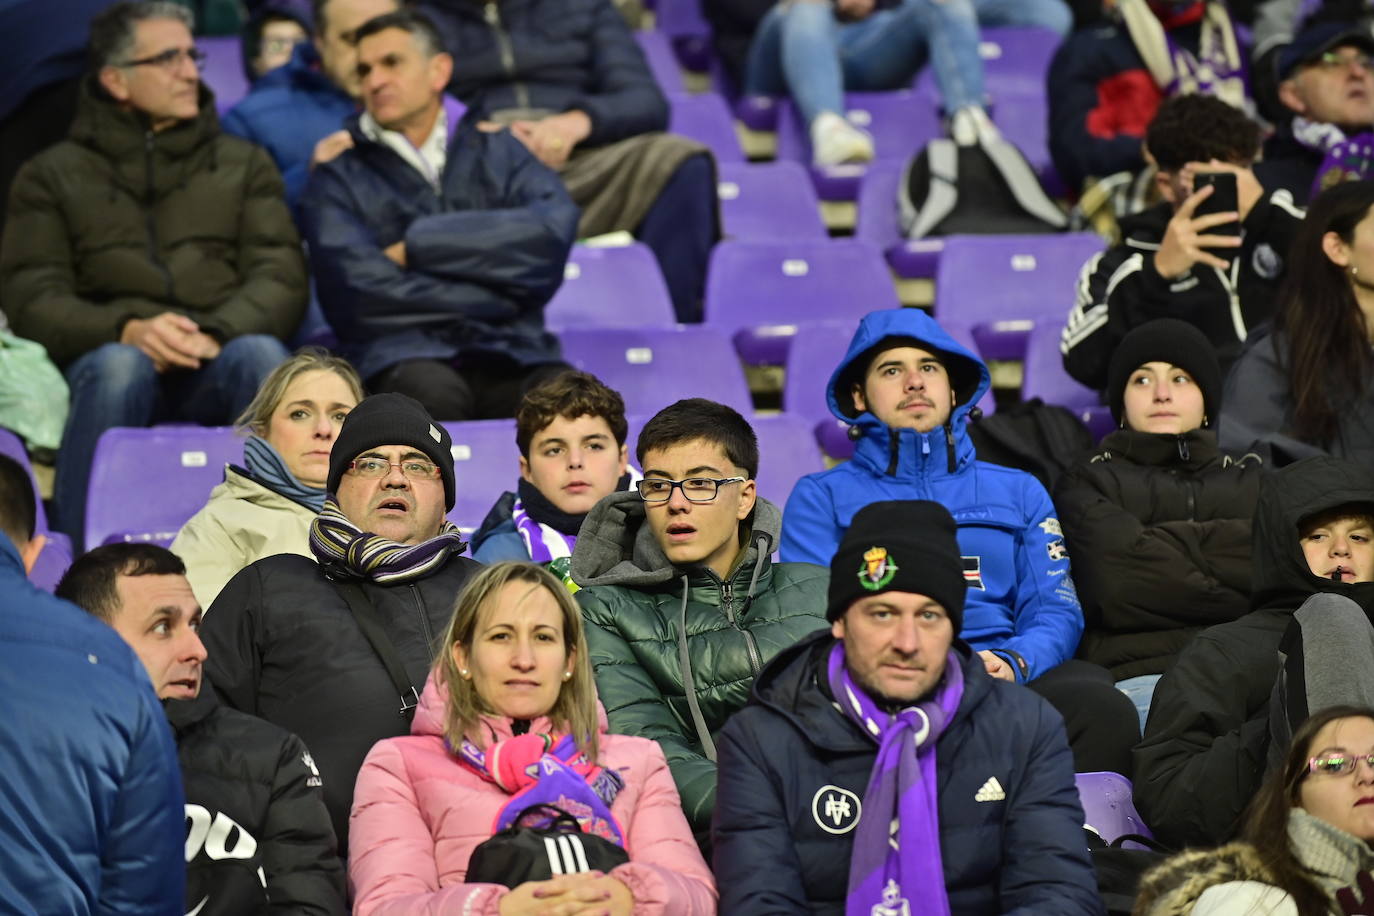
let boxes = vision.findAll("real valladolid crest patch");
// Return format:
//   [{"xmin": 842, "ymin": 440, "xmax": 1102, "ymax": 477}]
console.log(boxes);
[{"xmin": 858, "ymin": 546, "xmax": 898, "ymax": 591}]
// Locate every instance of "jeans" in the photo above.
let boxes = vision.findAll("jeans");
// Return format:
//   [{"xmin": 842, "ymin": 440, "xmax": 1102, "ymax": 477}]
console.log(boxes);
[
  {"xmin": 55, "ymin": 335, "xmax": 290, "ymax": 547},
  {"xmin": 1116, "ymin": 673, "xmax": 1163, "ymax": 735},
  {"xmin": 744, "ymin": 0, "xmax": 1072, "ymax": 123}
]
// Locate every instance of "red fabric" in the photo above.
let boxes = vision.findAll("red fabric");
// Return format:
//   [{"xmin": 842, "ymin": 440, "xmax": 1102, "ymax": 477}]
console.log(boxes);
[{"xmin": 1085, "ymin": 69, "xmax": 1165, "ymax": 139}]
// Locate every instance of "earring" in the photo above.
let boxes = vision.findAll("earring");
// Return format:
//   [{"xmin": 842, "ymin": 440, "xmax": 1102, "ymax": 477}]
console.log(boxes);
[
  {"xmin": 1202, "ymin": 414, "xmax": 1209, "ymax": 427},
  {"xmin": 562, "ymin": 671, "xmax": 572, "ymax": 681},
  {"xmin": 1354, "ymin": 266, "xmax": 1361, "ymax": 278},
  {"xmin": 459, "ymin": 668, "xmax": 470, "ymax": 678}
]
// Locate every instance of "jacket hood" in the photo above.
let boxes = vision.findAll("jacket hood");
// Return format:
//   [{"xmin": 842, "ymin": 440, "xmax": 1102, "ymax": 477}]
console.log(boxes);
[
  {"xmin": 829, "ymin": 308, "xmax": 989, "ymax": 478},
  {"xmin": 240, "ymin": 0, "xmax": 313, "ymax": 82},
  {"xmin": 1251, "ymin": 456, "xmax": 1374, "ymax": 614},
  {"xmin": 410, "ymin": 668, "xmax": 609, "ymax": 743},
  {"xmin": 746, "ymin": 628, "xmax": 985, "ymax": 754},
  {"xmin": 570, "ymin": 490, "xmax": 783, "ymax": 588}
]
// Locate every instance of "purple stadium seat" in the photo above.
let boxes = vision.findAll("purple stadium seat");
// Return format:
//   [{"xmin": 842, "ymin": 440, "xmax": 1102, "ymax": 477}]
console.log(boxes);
[
  {"xmin": 933, "ymin": 233, "xmax": 1106, "ymax": 361},
  {"xmin": 1075, "ymin": 771, "xmax": 1153, "ymax": 845},
  {"xmin": 85, "ymin": 426, "xmax": 242, "ymax": 550},
  {"xmin": 734, "ymin": 94, "xmax": 780, "ymax": 132},
  {"xmin": 29, "ymin": 531, "xmax": 73, "ymax": 593},
  {"xmin": 559, "ymin": 326, "xmax": 754, "ymax": 418},
  {"xmin": 545, "ymin": 243, "xmax": 676, "ymax": 332},
  {"xmin": 198, "ymin": 36, "xmax": 250, "ymax": 115},
  {"xmin": 653, "ymin": 0, "xmax": 714, "ymax": 71},
  {"xmin": 987, "ymin": 91, "xmax": 1062, "ymax": 198},
  {"xmin": 913, "ymin": 28, "xmax": 1063, "ymax": 102},
  {"xmin": 855, "ymin": 160, "xmax": 944, "ymax": 280},
  {"xmin": 667, "ymin": 92, "xmax": 746, "ymax": 163},
  {"xmin": 0, "ymin": 427, "xmax": 47, "ymax": 531},
  {"xmin": 636, "ymin": 30, "xmax": 686, "ymax": 94},
  {"xmin": 439, "ymin": 419, "xmax": 520, "ymax": 531},
  {"xmin": 704, "ymin": 239, "xmax": 900, "ymax": 366},
  {"xmin": 1021, "ymin": 323, "xmax": 1115, "ymax": 441},
  {"xmin": 716, "ymin": 162, "xmax": 827, "ymax": 242},
  {"xmin": 774, "ymin": 91, "xmax": 941, "ymax": 201}
]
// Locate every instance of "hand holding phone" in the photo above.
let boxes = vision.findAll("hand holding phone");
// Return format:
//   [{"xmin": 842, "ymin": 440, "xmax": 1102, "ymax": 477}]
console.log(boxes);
[{"xmin": 1152, "ymin": 176, "xmax": 1244, "ymax": 278}]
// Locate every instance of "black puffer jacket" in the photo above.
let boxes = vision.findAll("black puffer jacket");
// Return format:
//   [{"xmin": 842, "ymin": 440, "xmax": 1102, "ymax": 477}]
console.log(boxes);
[
  {"xmin": 166, "ymin": 684, "xmax": 346, "ymax": 915},
  {"xmin": 200, "ymin": 553, "xmax": 482, "ymax": 852},
  {"xmin": 1054, "ymin": 428, "xmax": 1264, "ymax": 678},
  {"xmin": 1133, "ymin": 456, "xmax": 1374, "ymax": 848}
]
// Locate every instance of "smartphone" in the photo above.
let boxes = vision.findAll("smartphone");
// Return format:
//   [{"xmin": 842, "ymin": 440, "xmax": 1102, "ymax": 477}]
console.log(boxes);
[{"xmin": 1193, "ymin": 171, "xmax": 1240, "ymax": 238}]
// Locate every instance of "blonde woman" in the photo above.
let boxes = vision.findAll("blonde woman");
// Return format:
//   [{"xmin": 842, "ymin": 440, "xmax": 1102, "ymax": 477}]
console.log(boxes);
[
  {"xmin": 348, "ymin": 562, "xmax": 716, "ymax": 916},
  {"xmin": 171, "ymin": 348, "xmax": 363, "ymax": 606}
]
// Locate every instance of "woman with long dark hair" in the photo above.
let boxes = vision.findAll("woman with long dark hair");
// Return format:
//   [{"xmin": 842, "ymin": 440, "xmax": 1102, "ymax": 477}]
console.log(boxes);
[
  {"xmin": 1134, "ymin": 704, "xmax": 1374, "ymax": 915},
  {"xmin": 1223, "ymin": 179, "xmax": 1374, "ymax": 465}
]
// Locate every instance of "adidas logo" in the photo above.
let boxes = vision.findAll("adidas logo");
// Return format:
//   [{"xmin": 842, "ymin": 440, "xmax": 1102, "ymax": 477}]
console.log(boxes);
[{"xmin": 974, "ymin": 777, "xmax": 1005, "ymax": 802}]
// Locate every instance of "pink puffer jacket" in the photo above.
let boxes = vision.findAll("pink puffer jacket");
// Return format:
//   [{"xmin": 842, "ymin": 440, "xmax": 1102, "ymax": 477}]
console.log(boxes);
[{"xmin": 348, "ymin": 672, "xmax": 717, "ymax": 915}]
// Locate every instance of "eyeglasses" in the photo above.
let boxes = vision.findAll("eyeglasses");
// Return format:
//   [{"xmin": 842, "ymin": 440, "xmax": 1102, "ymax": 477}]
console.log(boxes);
[
  {"xmin": 120, "ymin": 47, "xmax": 207, "ymax": 71},
  {"xmin": 1314, "ymin": 51, "xmax": 1374, "ymax": 72},
  {"xmin": 347, "ymin": 458, "xmax": 441, "ymax": 480},
  {"xmin": 1307, "ymin": 753, "xmax": 1374, "ymax": 777},
  {"xmin": 636, "ymin": 476, "xmax": 745, "ymax": 503},
  {"xmin": 259, "ymin": 36, "xmax": 303, "ymax": 55}
]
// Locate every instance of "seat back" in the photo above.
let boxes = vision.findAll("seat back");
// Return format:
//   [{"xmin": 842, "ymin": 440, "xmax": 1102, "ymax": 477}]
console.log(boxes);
[
  {"xmin": 0, "ymin": 427, "xmax": 47, "ymax": 531},
  {"xmin": 668, "ymin": 92, "xmax": 746, "ymax": 162},
  {"xmin": 440, "ymin": 419, "xmax": 520, "ymax": 530},
  {"xmin": 636, "ymin": 30, "xmax": 686, "ymax": 94},
  {"xmin": 545, "ymin": 243, "xmax": 677, "ymax": 331},
  {"xmin": 1075, "ymin": 771, "xmax": 1153, "ymax": 845},
  {"xmin": 198, "ymin": 36, "xmax": 250, "ymax": 114},
  {"xmin": 85, "ymin": 426, "xmax": 242, "ymax": 548},
  {"xmin": 716, "ymin": 161, "xmax": 827, "ymax": 242},
  {"xmin": 914, "ymin": 27, "xmax": 1063, "ymax": 101}
]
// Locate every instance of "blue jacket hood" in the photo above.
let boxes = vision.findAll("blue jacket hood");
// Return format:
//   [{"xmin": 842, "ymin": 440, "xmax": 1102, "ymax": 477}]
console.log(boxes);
[{"xmin": 828, "ymin": 308, "xmax": 991, "ymax": 476}]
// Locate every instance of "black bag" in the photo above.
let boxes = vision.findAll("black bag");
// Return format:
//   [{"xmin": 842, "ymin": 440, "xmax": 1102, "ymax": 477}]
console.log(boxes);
[
  {"xmin": 1087, "ymin": 831, "xmax": 1171, "ymax": 916},
  {"xmin": 900, "ymin": 134, "xmax": 1068, "ymax": 239},
  {"xmin": 966, "ymin": 398, "xmax": 1096, "ymax": 492},
  {"xmin": 466, "ymin": 804, "xmax": 629, "ymax": 888}
]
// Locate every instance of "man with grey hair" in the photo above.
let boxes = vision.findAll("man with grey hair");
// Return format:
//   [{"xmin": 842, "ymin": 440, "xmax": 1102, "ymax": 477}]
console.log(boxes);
[
  {"xmin": 0, "ymin": 0, "xmax": 306, "ymax": 547},
  {"xmin": 299, "ymin": 9, "xmax": 579, "ymax": 421}
]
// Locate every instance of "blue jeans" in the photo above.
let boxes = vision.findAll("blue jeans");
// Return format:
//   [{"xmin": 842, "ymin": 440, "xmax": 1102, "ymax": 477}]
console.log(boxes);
[
  {"xmin": 1116, "ymin": 673, "xmax": 1163, "ymax": 735},
  {"xmin": 744, "ymin": 0, "xmax": 1071, "ymax": 123},
  {"xmin": 54, "ymin": 336, "xmax": 290, "ymax": 546}
]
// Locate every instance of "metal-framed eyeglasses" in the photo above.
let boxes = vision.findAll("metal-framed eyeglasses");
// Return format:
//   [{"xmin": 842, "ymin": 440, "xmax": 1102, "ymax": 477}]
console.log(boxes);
[
  {"xmin": 636, "ymin": 476, "xmax": 746, "ymax": 503},
  {"xmin": 347, "ymin": 458, "xmax": 442, "ymax": 480},
  {"xmin": 1314, "ymin": 50, "xmax": 1374, "ymax": 72},
  {"xmin": 119, "ymin": 47, "xmax": 207, "ymax": 71},
  {"xmin": 1306, "ymin": 753, "xmax": 1374, "ymax": 777}
]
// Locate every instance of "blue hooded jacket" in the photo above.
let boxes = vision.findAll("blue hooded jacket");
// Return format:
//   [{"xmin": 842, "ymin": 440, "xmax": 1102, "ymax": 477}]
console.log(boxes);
[{"xmin": 780, "ymin": 308, "xmax": 1083, "ymax": 681}]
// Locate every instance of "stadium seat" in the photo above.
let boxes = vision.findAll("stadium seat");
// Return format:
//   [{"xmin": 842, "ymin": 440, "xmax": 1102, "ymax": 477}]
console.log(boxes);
[
  {"xmin": 85, "ymin": 426, "xmax": 242, "ymax": 549},
  {"xmin": 653, "ymin": 0, "xmax": 714, "ymax": 72},
  {"xmin": 668, "ymin": 92, "xmax": 746, "ymax": 163},
  {"xmin": 855, "ymin": 160, "xmax": 944, "ymax": 280},
  {"xmin": 716, "ymin": 161, "xmax": 827, "ymax": 242},
  {"xmin": 636, "ymin": 30, "xmax": 686, "ymax": 94},
  {"xmin": 774, "ymin": 91, "xmax": 941, "ymax": 202},
  {"xmin": 933, "ymin": 232, "xmax": 1106, "ymax": 361},
  {"xmin": 1075, "ymin": 771, "xmax": 1154, "ymax": 846},
  {"xmin": 0, "ymin": 427, "xmax": 47, "ymax": 531},
  {"xmin": 704, "ymin": 239, "xmax": 900, "ymax": 366},
  {"xmin": 1021, "ymin": 324, "xmax": 1114, "ymax": 441},
  {"xmin": 439, "ymin": 419, "xmax": 520, "ymax": 531},
  {"xmin": 0, "ymin": 427, "xmax": 70, "ymax": 591},
  {"xmin": 560, "ymin": 326, "xmax": 754, "ymax": 418},
  {"xmin": 545, "ymin": 243, "xmax": 677, "ymax": 332},
  {"xmin": 913, "ymin": 28, "xmax": 1063, "ymax": 103},
  {"xmin": 198, "ymin": 35, "xmax": 251, "ymax": 114}
]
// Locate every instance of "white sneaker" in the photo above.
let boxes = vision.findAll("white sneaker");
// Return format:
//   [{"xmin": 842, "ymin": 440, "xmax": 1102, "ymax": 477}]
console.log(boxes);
[
  {"xmin": 811, "ymin": 112, "xmax": 875, "ymax": 166},
  {"xmin": 949, "ymin": 105, "xmax": 1000, "ymax": 147}
]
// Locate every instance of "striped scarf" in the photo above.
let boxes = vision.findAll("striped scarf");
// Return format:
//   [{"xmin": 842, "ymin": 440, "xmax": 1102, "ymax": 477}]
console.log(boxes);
[
  {"xmin": 242, "ymin": 435, "xmax": 327, "ymax": 512},
  {"xmin": 309, "ymin": 496, "xmax": 466, "ymax": 584}
]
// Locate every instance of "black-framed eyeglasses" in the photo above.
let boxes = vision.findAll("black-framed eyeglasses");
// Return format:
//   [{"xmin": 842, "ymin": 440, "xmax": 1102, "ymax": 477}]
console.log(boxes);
[
  {"xmin": 636, "ymin": 476, "xmax": 745, "ymax": 503},
  {"xmin": 347, "ymin": 458, "xmax": 441, "ymax": 480},
  {"xmin": 1315, "ymin": 51, "xmax": 1374, "ymax": 72},
  {"xmin": 1307, "ymin": 753, "xmax": 1374, "ymax": 777},
  {"xmin": 119, "ymin": 46, "xmax": 206, "ymax": 71}
]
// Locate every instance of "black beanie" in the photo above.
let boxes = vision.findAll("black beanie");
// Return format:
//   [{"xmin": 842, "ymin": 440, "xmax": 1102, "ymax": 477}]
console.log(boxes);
[
  {"xmin": 1107, "ymin": 319, "xmax": 1222, "ymax": 428},
  {"xmin": 827, "ymin": 500, "xmax": 967, "ymax": 631},
  {"xmin": 326, "ymin": 393, "xmax": 456, "ymax": 510}
]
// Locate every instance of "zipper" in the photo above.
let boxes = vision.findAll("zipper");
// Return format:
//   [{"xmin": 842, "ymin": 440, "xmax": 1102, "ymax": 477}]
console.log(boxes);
[
  {"xmin": 719, "ymin": 579, "xmax": 763, "ymax": 675},
  {"xmin": 144, "ymin": 131, "xmax": 174, "ymax": 300},
  {"xmin": 409, "ymin": 585, "xmax": 435, "ymax": 650},
  {"xmin": 483, "ymin": 2, "xmax": 530, "ymax": 110},
  {"xmin": 1214, "ymin": 258, "xmax": 1247, "ymax": 342}
]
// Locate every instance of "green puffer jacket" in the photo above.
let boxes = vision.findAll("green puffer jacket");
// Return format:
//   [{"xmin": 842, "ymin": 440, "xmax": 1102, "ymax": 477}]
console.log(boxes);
[
  {"xmin": 570, "ymin": 492, "xmax": 829, "ymax": 837},
  {"xmin": 0, "ymin": 79, "xmax": 305, "ymax": 366}
]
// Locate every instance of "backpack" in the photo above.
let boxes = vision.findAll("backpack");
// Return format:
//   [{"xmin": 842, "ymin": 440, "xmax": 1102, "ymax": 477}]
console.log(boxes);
[
  {"xmin": 967, "ymin": 398, "xmax": 1096, "ymax": 492},
  {"xmin": 899, "ymin": 134, "xmax": 1068, "ymax": 239}
]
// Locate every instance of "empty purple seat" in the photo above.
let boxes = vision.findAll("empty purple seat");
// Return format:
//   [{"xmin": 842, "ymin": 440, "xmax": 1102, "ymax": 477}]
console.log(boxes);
[
  {"xmin": 439, "ymin": 419, "xmax": 520, "ymax": 531},
  {"xmin": 855, "ymin": 160, "xmax": 944, "ymax": 280},
  {"xmin": 716, "ymin": 161, "xmax": 827, "ymax": 242},
  {"xmin": 914, "ymin": 27, "xmax": 1063, "ymax": 102},
  {"xmin": 1074, "ymin": 771, "xmax": 1153, "ymax": 845},
  {"xmin": 560, "ymin": 326, "xmax": 753, "ymax": 417},
  {"xmin": 653, "ymin": 0, "xmax": 714, "ymax": 71},
  {"xmin": 545, "ymin": 243, "xmax": 676, "ymax": 332},
  {"xmin": 774, "ymin": 91, "xmax": 941, "ymax": 201},
  {"xmin": 668, "ymin": 92, "xmax": 746, "ymax": 163},
  {"xmin": 934, "ymin": 233, "xmax": 1106, "ymax": 361},
  {"xmin": 987, "ymin": 90, "xmax": 1062, "ymax": 198},
  {"xmin": 198, "ymin": 36, "xmax": 250, "ymax": 115},
  {"xmin": 0, "ymin": 427, "xmax": 47, "ymax": 531},
  {"xmin": 1021, "ymin": 322, "xmax": 1113, "ymax": 441},
  {"xmin": 704, "ymin": 239, "xmax": 900, "ymax": 366},
  {"xmin": 734, "ymin": 94, "xmax": 780, "ymax": 132},
  {"xmin": 636, "ymin": 30, "xmax": 686, "ymax": 94},
  {"xmin": 85, "ymin": 426, "xmax": 242, "ymax": 549}
]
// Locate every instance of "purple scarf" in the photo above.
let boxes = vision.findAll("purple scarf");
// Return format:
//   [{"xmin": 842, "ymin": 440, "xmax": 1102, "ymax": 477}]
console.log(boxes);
[
  {"xmin": 512, "ymin": 498, "xmax": 578, "ymax": 563},
  {"xmin": 827, "ymin": 643, "xmax": 965, "ymax": 916},
  {"xmin": 1292, "ymin": 117, "xmax": 1374, "ymax": 199}
]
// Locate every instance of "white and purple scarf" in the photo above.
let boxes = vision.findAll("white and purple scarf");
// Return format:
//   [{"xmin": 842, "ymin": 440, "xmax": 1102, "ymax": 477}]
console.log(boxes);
[
  {"xmin": 1292, "ymin": 116, "xmax": 1374, "ymax": 199},
  {"xmin": 513, "ymin": 498, "xmax": 578, "ymax": 564},
  {"xmin": 309, "ymin": 496, "xmax": 466, "ymax": 584},
  {"xmin": 827, "ymin": 643, "xmax": 965, "ymax": 916}
]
